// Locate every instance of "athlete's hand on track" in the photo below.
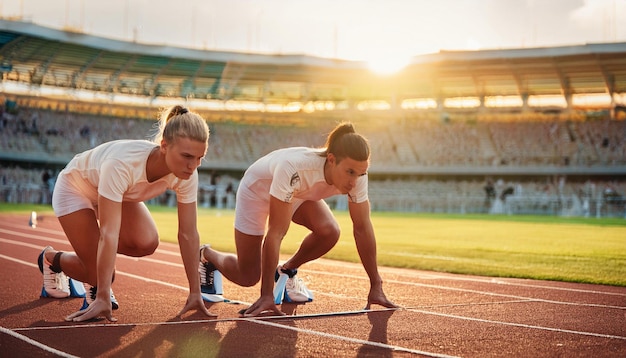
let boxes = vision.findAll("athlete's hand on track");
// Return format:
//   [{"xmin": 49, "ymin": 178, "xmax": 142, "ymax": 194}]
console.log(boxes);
[
  {"xmin": 365, "ymin": 286, "xmax": 400, "ymax": 310},
  {"xmin": 240, "ymin": 295, "xmax": 285, "ymax": 317},
  {"xmin": 178, "ymin": 292, "xmax": 217, "ymax": 318},
  {"xmin": 64, "ymin": 298, "xmax": 116, "ymax": 322}
]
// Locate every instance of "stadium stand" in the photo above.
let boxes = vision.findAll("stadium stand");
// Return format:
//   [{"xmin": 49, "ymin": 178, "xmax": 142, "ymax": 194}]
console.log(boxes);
[{"xmin": 0, "ymin": 19, "xmax": 624, "ymax": 217}]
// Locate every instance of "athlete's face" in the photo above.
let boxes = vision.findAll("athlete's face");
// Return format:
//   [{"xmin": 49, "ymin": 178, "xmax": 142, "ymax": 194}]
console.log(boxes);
[
  {"xmin": 162, "ymin": 137, "xmax": 207, "ymax": 179},
  {"xmin": 326, "ymin": 153, "xmax": 369, "ymax": 194}
]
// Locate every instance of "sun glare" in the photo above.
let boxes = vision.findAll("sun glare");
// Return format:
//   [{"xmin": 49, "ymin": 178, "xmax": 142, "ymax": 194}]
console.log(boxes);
[{"xmin": 367, "ymin": 55, "xmax": 410, "ymax": 75}]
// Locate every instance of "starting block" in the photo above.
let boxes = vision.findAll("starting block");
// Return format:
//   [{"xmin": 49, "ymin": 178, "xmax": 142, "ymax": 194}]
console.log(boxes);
[
  {"xmin": 40, "ymin": 277, "xmax": 86, "ymax": 298},
  {"xmin": 69, "ymin": 278, "xmax": 86, "ymax": 297},
  {"xmin": 201, "ymin": 270, "xmax": 225, "ymax": 303}
]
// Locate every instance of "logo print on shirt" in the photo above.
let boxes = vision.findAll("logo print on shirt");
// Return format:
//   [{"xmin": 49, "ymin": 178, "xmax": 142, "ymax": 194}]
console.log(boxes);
[
  {"xmin": 290, "ymin": 173, "xmax": 300, "ymax": 187},
  {"xmin": 283, "ymin": 172, "xmax": 300, "ymax": 202}
]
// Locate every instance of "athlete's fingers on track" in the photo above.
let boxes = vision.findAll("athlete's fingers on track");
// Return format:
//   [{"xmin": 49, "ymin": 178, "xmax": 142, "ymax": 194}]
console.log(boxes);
[
  {"xmin": 177, "ymin": 299, "xmax": 218, "ymax": 318},
  {"xmin": 367, "ymin": 289, "xmax": 401, "ymax": 309},
  {"xmin": 64, "ymin": 307, "xmax": 117, "ymax": 322},
  {"xmin": 64, "ymin": 300, "xmax": 117, "ymax": 322},
  {"xmin": 64, "ymin": 311, "xmax": 80, "ymax": 322},
  {"xmin": 180, "ymin": 294, "xmax": 218, "ymax": 317},
  {"xmin": 242, "ymin": 306, "xmax": 285, "ymax": 318},
  {"xmin": 67, "ymin": 309, "xmax": 117, "ymax": 323},
  {"xmin": 65, "ymin": 306, "xmax": 88, "ymax": 321},
  {"xmin": 200, "ymin": 306, "xmax": 218, "ymax": 318},
  {"xmin": 240, "ymin": 300, "xmax": 261, "ymax": 317},
  {"xmin": 380, "ymin": 299, "xmax": 401, "ymax": 309},
  {"xmin": 365, "ymin": 298, "xmax": 401, "ymax": 310},
  {"xmin": 240, "ymin": 302, "xmax": 285, "ymax": 318}
]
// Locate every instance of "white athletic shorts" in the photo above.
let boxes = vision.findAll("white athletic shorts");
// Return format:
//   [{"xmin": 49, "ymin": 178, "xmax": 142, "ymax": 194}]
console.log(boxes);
[
  {"xmin": 52, "ymin": 172, "xmax": 99, "ymax": 218},
  {"xmin": 234, "ymin": 183, "xmax": 328, "ymax": 236}
]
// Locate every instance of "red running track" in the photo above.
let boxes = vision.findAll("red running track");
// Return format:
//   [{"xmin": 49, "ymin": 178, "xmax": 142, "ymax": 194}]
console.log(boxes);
[{"xmin": 1, "ymin": 213, "xmax": 625, "ymax": 357}]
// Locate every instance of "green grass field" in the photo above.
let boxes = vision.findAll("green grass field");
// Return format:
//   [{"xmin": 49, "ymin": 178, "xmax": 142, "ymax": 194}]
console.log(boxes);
[{"xmin": 4, "ymin": 203, "xmax": 625, "ymax": 286}]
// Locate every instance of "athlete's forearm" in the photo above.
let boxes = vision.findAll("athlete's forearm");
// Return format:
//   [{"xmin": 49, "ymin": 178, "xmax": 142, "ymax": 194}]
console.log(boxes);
[
  {"xmin": 178, "ymin": 231, "xmax": 202, "ymax": 293},
  {"xmin": 260, "ymin": 233, "xmax": 282, "ymax": 297},
  {"xmin": 353, "ymin": 227, "xmax": 383, "ymax": 286}
]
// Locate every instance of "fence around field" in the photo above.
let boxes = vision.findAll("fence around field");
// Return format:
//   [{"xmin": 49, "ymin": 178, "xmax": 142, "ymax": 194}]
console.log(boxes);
[
  {"xmin": 2, "ymin": 181, "xmax": 625, "ymax": 219},
  {"xmin": 362, "ymin": 193, "xmax": 626, "ymax": 218}
]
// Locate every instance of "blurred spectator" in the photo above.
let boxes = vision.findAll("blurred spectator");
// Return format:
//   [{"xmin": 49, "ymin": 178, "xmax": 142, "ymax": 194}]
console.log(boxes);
[
  {"xmin": 484, "ymin": 179, "xmax": 496, "ymax": 210},
  {"xmin": 41, "ymin": 170, "xmax": 51, "ymax": 204}
]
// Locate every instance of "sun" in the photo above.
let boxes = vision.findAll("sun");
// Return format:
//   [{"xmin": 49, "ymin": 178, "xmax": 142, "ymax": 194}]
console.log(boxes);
[{"xmin": 366, "ymin": 54, "xmax": 411, "ymax": 75}]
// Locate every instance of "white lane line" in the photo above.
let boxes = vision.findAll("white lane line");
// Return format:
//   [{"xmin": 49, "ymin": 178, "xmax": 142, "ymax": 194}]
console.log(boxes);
[
  {"xmin": 317, "ymin": 260, "xmax": 626, "ymax": 297},
  {"xmin": 0, "ymin": 252, "xmax": 248, "ymax": 306},
  {"xmin": 11, "ymin": 309, "xmax": 384, "ymax": 332},
  {"xmin": 0, "ymin": 236, "xmax": 202, "ymax": 272},
  {"xmin": 0, "ymin": 222, "xmax": 68, "ymax": 237},
  {"xmin": 2, "ymin": 230, "xmax": 625, "ymax": 341},
  {"xmin": 0, "ymin": 229, "xmax": 184, "ymax": 258},
  {"xmin": 2, "ymin": 234, "xmax": 624, "ymax": 311},
  {"xmin": 0, "ymin": 238, "xmax": 186, "ymax": 268},
  {"xmin": 1, "ymin": 251, "xmax": 622, "ymax": 355},
  {"xmin": 12, "ymin": 302, "xmax": 626, "ymax": 342},
  {"xmin": 7, "ymin": 309, "xmax": 455, "ymax": 358},
  {"xmin": 9, "ymin": 310, "xmax": 458, "ymax": 358},
  {"xmin": 0, "ymin": 326, "xmax": 80, "ymax": 358},
  {"xmin": 0, "ymin": 229, "xmax": 70, "ymax": 245},
  {"xmin": 4, "ymin": 225, "xmax": 625, "ymax": 298},
  {"xmin": 406, "ymin": 307, "xmax": 626, "ymax": 340},
  {"xmin": 248, "ymin": 318, "xmax": 459, "ymax": 358},
  {"xmin": 309, "ymin": 270, "xmax": 626, "ymax": 310}
]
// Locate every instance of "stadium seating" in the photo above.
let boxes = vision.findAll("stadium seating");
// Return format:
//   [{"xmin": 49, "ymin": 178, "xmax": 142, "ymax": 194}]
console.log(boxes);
[{"xmin": 1, "ymin": 103, "xmax": 624, "ymax": 217}]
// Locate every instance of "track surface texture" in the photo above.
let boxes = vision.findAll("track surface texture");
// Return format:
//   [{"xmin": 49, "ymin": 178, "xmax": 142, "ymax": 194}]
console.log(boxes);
[{"xmin": 1, "ymin": 213, "xmax": 625, "ymax": 357}]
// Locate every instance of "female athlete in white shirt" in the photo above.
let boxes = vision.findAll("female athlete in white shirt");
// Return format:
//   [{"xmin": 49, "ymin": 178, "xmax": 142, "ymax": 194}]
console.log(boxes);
[
  {"xmin": 39, "ymin": 105, "xmax": 216, "ymax": 322},
  {"xmin": 200, "ymin": 122, "xmax": 398, "ymax": 317}
]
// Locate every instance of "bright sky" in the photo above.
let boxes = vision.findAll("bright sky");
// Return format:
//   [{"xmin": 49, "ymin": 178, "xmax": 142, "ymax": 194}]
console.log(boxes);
[{"xmin": 2, "ymin": 0, "xmax": 626, "ymax": 68}]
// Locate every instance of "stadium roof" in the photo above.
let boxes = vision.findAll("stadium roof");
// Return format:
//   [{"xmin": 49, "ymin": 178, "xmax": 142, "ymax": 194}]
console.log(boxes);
[{"xmin": 1, "ymin": 19, "xmax": 625, "ymax": 108}]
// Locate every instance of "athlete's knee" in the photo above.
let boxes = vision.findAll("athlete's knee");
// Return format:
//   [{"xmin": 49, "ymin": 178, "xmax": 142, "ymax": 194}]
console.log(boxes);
[
  {"xmin": 316, "ymin": 220, "xmax": 340, "ymax": 244},
  {"xmin": 238, "ymin": 267, "xmax": 261, "ymax": 287},
  {"xmin": 119, "ymin": 236, "xmax": 159, "ymax": 257},
  {"xmin": 135, "ymin": 238, "xmax": 159, "ymax": 256},
  {"xmin": 140, "ymin": 240, "xmax": 159, "ymax": 256}
]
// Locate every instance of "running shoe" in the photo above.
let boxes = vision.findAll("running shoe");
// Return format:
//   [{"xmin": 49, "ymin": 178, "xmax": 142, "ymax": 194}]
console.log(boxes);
[
  {"xmin": 199, "ymin": 244, "xmax": 221, "ymax": 294},
  {"xmin": 275, "ymin": 266, "xmax": 313, "ymax": 303},
  {"xmin": 38, "ymin": 246, "xmax": 70, "ymax": 298},
  {"xmin": 80, "ymin": 283, "xmax": 119, "ymax": 310}
]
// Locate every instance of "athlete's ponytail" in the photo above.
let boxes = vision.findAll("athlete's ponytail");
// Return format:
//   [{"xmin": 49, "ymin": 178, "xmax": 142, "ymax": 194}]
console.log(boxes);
[
  {"xmin": 153, "ymin": 105, "xmax": 209, "ymax": 144},
  {"xmin": 320, "ymin": 122, "xmax": 370, "ymax": 162}
]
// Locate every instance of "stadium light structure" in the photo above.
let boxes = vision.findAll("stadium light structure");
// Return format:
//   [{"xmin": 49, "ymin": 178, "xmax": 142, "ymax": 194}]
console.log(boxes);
[{"xmin": 1, "ymin": 19, "xmax": 626, "ymax": 117}]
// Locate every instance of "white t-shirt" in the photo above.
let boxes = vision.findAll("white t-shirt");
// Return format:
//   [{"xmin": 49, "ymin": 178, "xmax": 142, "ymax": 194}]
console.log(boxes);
[
  {"xmin": 241, "ymin": 147, "xmax": 368, "ymax": 204},
  {"xmin": 60, "ymin": 139, "xmax": 198, "ymax": 204}
]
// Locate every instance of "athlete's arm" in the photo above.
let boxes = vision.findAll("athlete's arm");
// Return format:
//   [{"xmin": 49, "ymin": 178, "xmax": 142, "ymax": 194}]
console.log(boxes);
[
  {"xmin": 242, "ymin": 195, "xmax": 291, "ymax": 317},
  {"xmin": 177, "ymin": 201, "xmax": 202, "ymax": 293},
  {"xmin": 349, "ymin": 199, "xmax": 399, "ymax": 309},
  {"xmin": 67, "ymin": 195, "xmax": 120, "ymax": 322},
  {"xmin": 263, "ymin": 196, "xmax": 292, "ymax": 296},
  {"xmin": 176, "ymin": 201, "xmax": 215, "ymax": 317},
  {"xmin": 349, "ymin": 200, "xmax": 381, "ymax": 284}
]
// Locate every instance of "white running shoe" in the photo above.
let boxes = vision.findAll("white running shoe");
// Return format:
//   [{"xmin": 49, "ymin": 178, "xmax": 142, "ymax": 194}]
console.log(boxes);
[
  {"xmin": 38, "ymin": 246, "xmax": 70, "ymax": 298},
  {"xmin": 275, "ymin": 266, "xmax": 313, "ymax": 303},
  {"xmin": 286, "ymin": 275, "xmax": 312, "ymax": 303},
  {"xmin": 80, "ymin": 283, "xmax": 119, "ymax": 310}
]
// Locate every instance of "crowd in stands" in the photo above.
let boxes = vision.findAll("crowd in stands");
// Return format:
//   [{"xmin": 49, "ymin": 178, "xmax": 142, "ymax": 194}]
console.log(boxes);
[
  {"xmin": 0, "ymin": 107, "xmax": 152, "ymax": 159},
  {"xmin": 1, "ymin": 105, "xmax": 625, "ymax": 217},
  {"xmin": 3, "ymin": 106, "xmax": 625, "ymax": 168}
]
